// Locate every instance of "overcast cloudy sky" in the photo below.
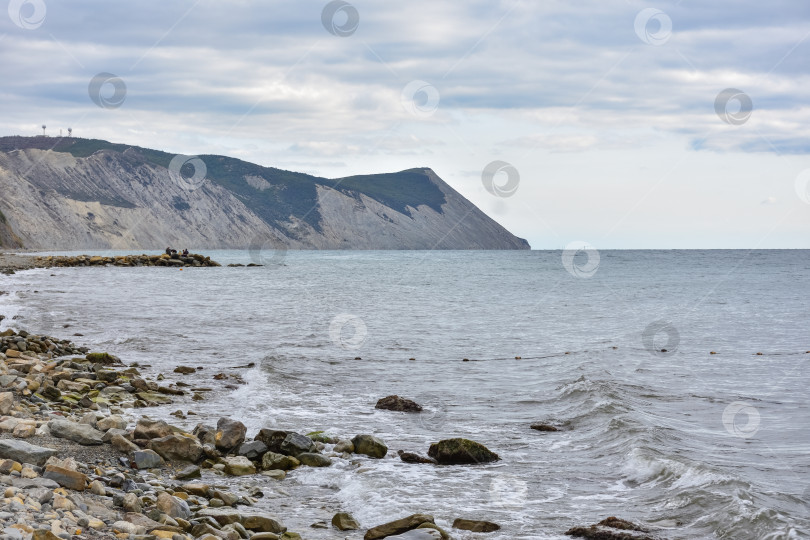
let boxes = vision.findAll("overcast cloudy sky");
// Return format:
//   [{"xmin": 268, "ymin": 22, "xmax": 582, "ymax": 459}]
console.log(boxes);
[{"xmin": 1, "ymin": 0, "xmax": 809, "ymax": 248}]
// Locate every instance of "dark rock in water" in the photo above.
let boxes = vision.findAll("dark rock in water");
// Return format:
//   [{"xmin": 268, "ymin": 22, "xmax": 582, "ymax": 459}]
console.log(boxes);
[
  {"xmin": 351, "ymin": 434, "xmax": 388, "ymax": 459},
  {"xmin": 215, "ymin": 417, "xmax": 247, "ymax": 451},
  {"xmin": 261, "ymin": 451, "xmax": 300, "ymax": 471},
  {"xmin": 332, "ymin": 512, "xmax": 359, "ymax": 531},
  {"xmin": 297, "ymin": 452, "xmax": 332, "ymax": 467},
  {"xmin": 134, "ymin": 417, "xmax": 174, "ymax": 439},
  {"xmin": 364, "ymin": 514, "xmax": 435, "ymax": 540},
  {"xmin": 279, "ymin": 433, "xmax": 316, "ymax": 456},
  {"xmin": 193, "ymin": 423, "xmax": 217, "ymax": 446},
  {"xmin": 398, "ymin": 450, "xmax": 437, "ymax": 464},
  {"xmin": 255, "ymin": 429, "xmax": 289, "ymax": 453},
  {"xmin": 148, "ymin": 434, "xmax": 204, "ymax": 463},
  {"xmin": 0, "ymin": 440, "xmax": 58, "ymax": 466},
  {"xmin": 565, "ymin": 517, "xmax": 657, "ymax": 540},
  {"xmin": 427, "ymin": 438, "xmax": 499, "ymax": 465},
  {"xmin": 453, "ymin": 518, "xmax": 500, "ymax": 532},
  {"xmin": 174, "ymin": 365, "xmax": 196, "ymax": 374},
  {"xmin": 131, "ymin": 449, "xmax": 165, "ymax": 470},
  {"xmin": 237, "ymin": 440, "xmax": 268, "ymax": 460},
  {"xmin": 531, "ymin": 423, "xmax": 560, "ymax": 432},
  {"xmin": 375, "ymin": 395, "xmax": 423, "ymax": 412}
]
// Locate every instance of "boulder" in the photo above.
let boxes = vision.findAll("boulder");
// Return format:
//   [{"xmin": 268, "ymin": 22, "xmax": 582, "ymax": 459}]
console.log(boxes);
[
  {"xmin": 261, "ymin": 452, "xmax": 300, "ymax": 471},
  {"xmin": 47, "ymin": 419, "xmax": 104, "ymax": 445},
  {"xmin": 223, "ymin": 456, "xmax": 256, "ymax": 476},
  {"xmin": 134, "ymin": 417, "xmax": 174, "ymax": 439},
  {"xmin": 297, "ymin": 453, "xmax": 332, "ymax": 467},
  {"xmin": 332, "ymin": 512, "xmax": 359, "ymax": 531},
  {"xmin": 364, "ymin": 514, "xmax": 435, "ymax": 540},
  {"xmin": 530, "ymin": 423, "xmax": 559, "ymax": 432},
  {"xmin": 0, "ymin": 440, "xmax": 57, "ymax": 466},
  {"xmin": 148, "ymin": 434, "xmax": 204, "ymax": 463},
  {"xmin": 427, "ymin": 438, "xmax": 499, "ymax": 465},
  {"xmin": 131, "ymin": 449, "xmax": 165, "ymax": 469},
  {"xmin": 0, "ymin": 392, "xmax": 13, "ymax": 415},
  {"xmin": 452, "ymin": 519, "xmax": 500, "ymax": 532},
  {"xmin": 156, "ymin": 491, "xmax": 191, "ymax": 520},
  {"xmin": 97, "ymin": 415, "xmax": 127, "ymax": 431},
  {"xmin": 110, "ymin": 433, "xmax": 140, "ymax": 453},
  {"xmin": 215, "ymin": 417, "xmax": 247, "ymax": 451},
  {"xmin": 375, "ymin": 395, "xmax": 422, "ymax": 412},
  {"xmin": 42, "ymin": 465, "xmax": 87, "ymax": 491},
  {"xmin": 279, "ymin": 433, "xmax": 316, "ymax": 456},
  {"xmin": 237, "ymin": 440, "xmax": 268, "ymax": 460},
  {"xmin": 241, "ymin": 513, "xmax": 286, "ymax": 534},
  {"xmin": 173, "ymin": 366, "xmax": 196, "ymax": 374},
  {"xmin": 255, "ymin": 428, "xmax": 289, "ymax": 453},
  {"xmin": 193, "ymin": 423, "xmax": 217, "ymax": 445},
  {"xmin": 352, "ymin": 434, "xmax": 388, "ymax": 459}
]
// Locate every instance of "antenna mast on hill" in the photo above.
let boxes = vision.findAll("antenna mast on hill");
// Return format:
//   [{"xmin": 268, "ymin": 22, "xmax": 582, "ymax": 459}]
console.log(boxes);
[
  {"xmin": 67, "ymin": 127, "xmax": 72, "ymax": 137},
  {"xmin": 41, "ymin": 125, "xmax": 46, "ymax": 136}
]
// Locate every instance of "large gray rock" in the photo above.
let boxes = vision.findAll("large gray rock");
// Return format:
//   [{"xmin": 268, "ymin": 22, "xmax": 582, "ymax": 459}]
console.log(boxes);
[
  {"xmin": 0, "ymin": 440, "xmax": 57, "ymax": 466},
  {"xmin": 254, "ymin": 429, "xmax": 288, "ymax": 453},
  {"xmin": 156, "ymin": 491, "xmax": 191, "ymax": 520},
  {"xmin": 48, "ymin": 419, "xmax": 104, "ymax": 445},
  {"xmin": 148, "ymin": 434, "xmax": 204, "ymax": 463},
  {"xmin": 215, "ymin": 417, "xmax": 247, "ymax": 451},
  {"xmin": 261, "ymin": 452, "xmax": 300, "ymax": 471},
  {"xmin": 427, "ymin": 438, "xmax": 499, "ymax": 465},
  {"xmin": 193, "ymin": 423, "xmax": 217, "ymax": 446},
  {"xmin": 332, "ymin": 512, "xmax": 359, "ymax": 531},
  {"xmin": 237, "ymin": 440, "xmax": 268, "ymax": 460},
  {"xmin": 365, "ymin": 514, "xmax": 435, "ymax": 540},
  {"xmin": 133, "ymin": 417, "xmax": 174, "ymax": 439},
  {"xmin": 351, "ymin": 434, "xmax": 388, "ymax": 459},
  {"xmin": 131, "ymin": 450, "xmax": 165, "ymax": 470},
  {"xmin": 240, "ymin": 513, "xmax": 286, "ymax": 534},
  {"xmin": 279, "ymin": 433, "xmax": 315, "ymax": 456},
  {"xmin": 96, "ymin": 415, "xmax": 127, "ymax": 431}
]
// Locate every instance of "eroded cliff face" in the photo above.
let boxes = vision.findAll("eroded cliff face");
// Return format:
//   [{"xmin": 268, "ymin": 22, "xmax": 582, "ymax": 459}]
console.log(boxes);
[{"xmin": 0, "ymin": 139, "xmax": 529, "ymax": 251}]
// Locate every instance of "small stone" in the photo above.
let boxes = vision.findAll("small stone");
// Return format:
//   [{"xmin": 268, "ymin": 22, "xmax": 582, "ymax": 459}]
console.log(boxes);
[
  {"xmin": 89, "ymin": 480, "xmax": 106, "ymax": 496},
  {"xmin": 0, "ymin": 392, "xmax": 14, "ymax": 415},
  {"xmin": 297, "ymin": 453, "xmax": 332, "ymax": 467},
  {"xmin": 123, "ymin": 492, "xmax": 142, "ymax": 512},
  {"xmin": 156, "ymin": 492, "xmax": 191, "ymax": 520},
  {"xmin": 333, "ymin": 439, "xmax": 354, "ymax": 453},
  {"xmin": 175, "ymin": 464, "xmax": 201, "ymax": 479},
  {"xmin": 42, "ymin": 465, "xmax": 87, "ymax": 491},
  {"xmin": 261, "ymin": 452, "xmax": 300, "ymax": 471}
]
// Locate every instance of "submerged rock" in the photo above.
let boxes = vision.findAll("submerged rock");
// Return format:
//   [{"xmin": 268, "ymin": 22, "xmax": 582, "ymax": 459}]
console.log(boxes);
[
  {"xmin": 398, "ymin": 450, "xmax": 437, "ymax": 465},
  {"xmin": 452, "ymin": 518, "xmax": 500, "ymax": 532},
  {"xmin": 375, "ymin": 395, "xmax": 423, "ymax": 412},
  {"xmin": 364, "ymin": 514, "xmax": 435, "ymax": 540},
  {"xmin": 427, "ymin": 438, "xmax": 499, "ymax": 465},
  {"xmin": 565, "ymin": 517, "xmax": 657, "ymax": 540}
]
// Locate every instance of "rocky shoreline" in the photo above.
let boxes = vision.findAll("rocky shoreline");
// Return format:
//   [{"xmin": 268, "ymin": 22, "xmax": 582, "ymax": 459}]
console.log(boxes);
[{"xmin": 0, "ymin": 262, "xmax": 666, "ymax": 540}]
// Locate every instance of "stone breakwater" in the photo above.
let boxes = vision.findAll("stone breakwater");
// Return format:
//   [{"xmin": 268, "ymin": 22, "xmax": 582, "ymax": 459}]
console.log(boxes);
[
  {"xmin": 0, "ymin": 253, "xmax": 220, "ymax": 275},
  {"xmin": 0, "ymin": 325, "xmax": 664, "ymax": 540}
]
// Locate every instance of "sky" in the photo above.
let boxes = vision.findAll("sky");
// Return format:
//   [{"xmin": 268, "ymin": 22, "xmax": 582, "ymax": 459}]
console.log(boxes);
[{"xmin": 1, "ymin": 0, "xmax": 809, "ymax": 248}]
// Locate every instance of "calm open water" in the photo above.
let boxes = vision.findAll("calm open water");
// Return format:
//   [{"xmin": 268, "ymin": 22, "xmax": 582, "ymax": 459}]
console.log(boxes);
[{"xmin": 1, "ymin": 250, "xmax": 809, "ymax": 539}]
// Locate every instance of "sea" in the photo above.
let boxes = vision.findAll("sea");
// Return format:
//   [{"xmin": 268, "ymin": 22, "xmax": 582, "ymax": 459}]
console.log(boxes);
[{"xmin": 1, "ymin": 249, "xmax": 809, "ymax": 540}]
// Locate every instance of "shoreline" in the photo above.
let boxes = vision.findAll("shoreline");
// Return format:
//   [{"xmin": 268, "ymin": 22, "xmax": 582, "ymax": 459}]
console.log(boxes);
[{"xmin": 0, "ymin": 265, "xmax": 665, "ymax": 540}]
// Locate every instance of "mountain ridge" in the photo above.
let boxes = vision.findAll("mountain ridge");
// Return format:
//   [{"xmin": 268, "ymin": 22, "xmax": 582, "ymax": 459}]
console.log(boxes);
[{"xmin": 0, "ymin": 136, "xmax": 529, "ymax": 251}]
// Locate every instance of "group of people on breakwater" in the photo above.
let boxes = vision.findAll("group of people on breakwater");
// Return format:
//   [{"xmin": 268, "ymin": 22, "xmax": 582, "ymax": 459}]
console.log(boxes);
[{"xmin": 165, "ymin": 247, "xmax": 190, "ymax": 259}]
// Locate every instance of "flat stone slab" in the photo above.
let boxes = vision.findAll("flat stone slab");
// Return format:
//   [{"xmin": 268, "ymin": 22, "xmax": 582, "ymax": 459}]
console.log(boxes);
[{"xmin": 0, "ymin": 439, "xmax": 58, "ymax": 466}]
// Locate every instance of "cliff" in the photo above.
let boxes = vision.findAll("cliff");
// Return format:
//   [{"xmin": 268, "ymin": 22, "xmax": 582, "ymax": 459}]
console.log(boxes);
[{"xmin": 0, "ymin": 136, "xmax": 529, "ymax": 250}]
